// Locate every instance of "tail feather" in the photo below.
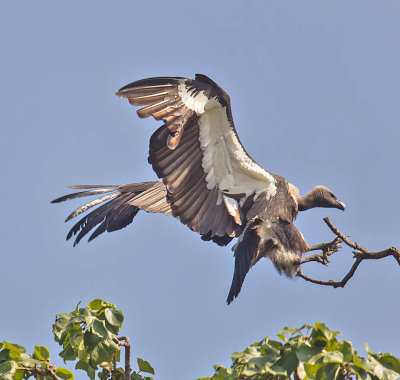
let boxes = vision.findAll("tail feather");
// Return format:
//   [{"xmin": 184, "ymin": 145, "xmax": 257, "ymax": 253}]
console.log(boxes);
[
  {"xmin": 52, "ymin": 181, "xmax": 171, "ymax": 245},
  {"xmin": 68, "ymin": 185, "xmax": 117, "ymax": 189},
  {"xmin": 66, "ymin": 193, "xmax": 118, "ymax": 222},
  {"xmin": 51, "ymin": 188, "xmax": 117, "ymax": 203},
  {"xmin": 227, "ymin": 221, "xmax": 263, "ymax": 304},
  {"xmin": 70, "ymin": 193, "xmax": 136, "ymax": 246}
]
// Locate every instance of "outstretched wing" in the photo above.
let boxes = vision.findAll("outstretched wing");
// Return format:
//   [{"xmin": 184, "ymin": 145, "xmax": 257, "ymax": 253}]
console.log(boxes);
[{"xmin": 116, "ymin": 74, "xmax": 277, "ymax": 243}]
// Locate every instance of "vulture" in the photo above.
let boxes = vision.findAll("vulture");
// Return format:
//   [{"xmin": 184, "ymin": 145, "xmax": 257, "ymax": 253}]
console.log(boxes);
[{"xmin": 52, "ymin": 74, "xmax": 345, "ymax": 304}]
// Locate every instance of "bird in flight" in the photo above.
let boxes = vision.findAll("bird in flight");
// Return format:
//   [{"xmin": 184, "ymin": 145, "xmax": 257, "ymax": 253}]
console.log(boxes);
[{"xmin": 52, "ymin": 74, "xmax": 345, "ymax": 304}]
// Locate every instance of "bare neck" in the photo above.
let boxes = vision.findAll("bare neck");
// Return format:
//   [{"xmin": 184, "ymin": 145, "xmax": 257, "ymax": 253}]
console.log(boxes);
[
  {"xmin": 297, "ymin": 187, "xmax": 323, "ymax": 211},
  {"xmin": 297, "ymin": 193, "xmax": 315, "ymax": 211}
]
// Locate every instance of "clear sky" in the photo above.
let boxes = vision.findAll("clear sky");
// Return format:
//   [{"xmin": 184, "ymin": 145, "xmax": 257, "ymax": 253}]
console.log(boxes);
[{"xmin": 1, "ymin": 1, "xmax": 400, "ymax": 379}]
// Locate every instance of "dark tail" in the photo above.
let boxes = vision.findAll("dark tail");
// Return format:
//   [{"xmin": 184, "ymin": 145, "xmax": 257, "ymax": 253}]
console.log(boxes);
[
  {"xmin": 52, "ymin": 181, "xmax": 171, "ymax": 246},
  {"xmin": 226, "ymin": 221, "xmax": 263, "ymax": 304}
]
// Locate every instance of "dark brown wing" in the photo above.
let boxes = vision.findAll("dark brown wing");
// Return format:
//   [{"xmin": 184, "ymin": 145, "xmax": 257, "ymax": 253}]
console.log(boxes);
[
  {"xmin": 116, "ymin": 75, "xmax": 277, "ymax": 243},
  {"xmin": 148, "ymin": 118, "xmax": 238, "ymax": 239}
]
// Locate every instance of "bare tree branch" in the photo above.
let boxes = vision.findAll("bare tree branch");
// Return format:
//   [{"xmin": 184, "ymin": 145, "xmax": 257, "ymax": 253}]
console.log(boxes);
[
  {"xmin": 18, "ymin": 364, "xmax": 61, "ymax": 380},
  {"xmin": 296, "ymin": 217, "xmax": 400, "ymax": 287},
  {"xmin": 294, "ymin": 366, "xmax": 302, "ymax": 380},
  {"xmin": 114, "ymin": 336, "xmax": 131, "ymax": 380}
]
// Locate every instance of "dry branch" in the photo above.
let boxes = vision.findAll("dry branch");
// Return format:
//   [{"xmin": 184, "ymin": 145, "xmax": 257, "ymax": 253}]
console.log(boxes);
[
  {"xmin": 19, "ymin": 364, "xmax": 60, "ymax": 380},
  {"xmin": 114, "ymin": 336, "xmax": 131, "ymax": 380},
  {"xmin": 296, "ymin": 217, "xmax": 400, "ymax": 288}
]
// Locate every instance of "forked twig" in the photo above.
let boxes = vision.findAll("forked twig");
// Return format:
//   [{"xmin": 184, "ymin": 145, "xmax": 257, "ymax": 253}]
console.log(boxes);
[
  {"xmin": 18, "ymin": 364, "xmax": 60, "ymax": 380},
  {"xmin": 296, "ymin": 217, "xmax": 400, "ymax": 288}
]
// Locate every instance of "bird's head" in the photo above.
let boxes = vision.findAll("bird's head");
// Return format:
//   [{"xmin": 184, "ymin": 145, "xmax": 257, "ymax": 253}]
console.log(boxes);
[
  {"xmin": 310, "ymin": 185, "xmax": 346, "ymax": 210},
  {"xmin": 298, "ymin": 185, "xmax": 346, "ymax": 211}
]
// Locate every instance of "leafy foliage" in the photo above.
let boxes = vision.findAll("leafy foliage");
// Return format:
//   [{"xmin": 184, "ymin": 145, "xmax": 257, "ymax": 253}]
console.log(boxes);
[
  {"xmin": 202, "ymin": 322, "xmax": 400, "ymax": 380},
  {"xmin": 0, "ymin": 341, "xmax": 73, "ymax": 380},
  {"xmin": 0, "ymin": 299, "xmax": 154, "ymax": 380},
  {"xmin": 52, "ymin": 299, "xmax": 154, "ymax": 380},
  {"xmin": 2, "ymin": 302, "xmax": 400, "ymax": 379}
]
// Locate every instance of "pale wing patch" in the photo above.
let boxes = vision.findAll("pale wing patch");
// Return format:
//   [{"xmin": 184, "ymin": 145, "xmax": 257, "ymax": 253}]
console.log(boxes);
[
  {"xmin": 198, "ymin": 104, "xmax": 276, "ymax": 204},
  {"xmin": 178, "ymin": 82, "xmax": 210, "ymax": 115},
  {"xmin": 177, "ymin": 80, "xmax": 276, "ymax": 205}
]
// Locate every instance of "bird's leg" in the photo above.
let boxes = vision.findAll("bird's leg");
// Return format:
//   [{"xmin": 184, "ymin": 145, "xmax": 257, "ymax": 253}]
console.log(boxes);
[{"xmin": 299, "ymin": 237, "xmax": 342, "ymax": 265}]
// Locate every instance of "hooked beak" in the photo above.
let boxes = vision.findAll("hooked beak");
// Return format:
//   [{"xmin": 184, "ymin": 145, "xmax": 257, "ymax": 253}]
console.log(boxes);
[{"xmin": 337, "ymin": 200, "xmax": 346, "ymax": 211}]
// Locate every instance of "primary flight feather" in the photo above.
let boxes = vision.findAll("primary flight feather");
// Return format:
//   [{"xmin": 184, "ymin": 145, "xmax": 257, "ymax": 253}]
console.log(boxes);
[{"xmin": 53, "ymin": 74, "xmax": 345, "ymax": 303}]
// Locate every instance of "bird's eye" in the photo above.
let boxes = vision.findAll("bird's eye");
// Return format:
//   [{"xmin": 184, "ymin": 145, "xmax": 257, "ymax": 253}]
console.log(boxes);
[{"xmin": 330, "ymin": 193, "xmax": 335, "ymax": 198}]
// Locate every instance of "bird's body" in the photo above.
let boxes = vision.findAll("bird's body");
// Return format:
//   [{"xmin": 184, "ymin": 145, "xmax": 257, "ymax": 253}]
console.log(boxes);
[{"xmin": 53, "ymin": 74, "xmax": 345, "ymax": 303}]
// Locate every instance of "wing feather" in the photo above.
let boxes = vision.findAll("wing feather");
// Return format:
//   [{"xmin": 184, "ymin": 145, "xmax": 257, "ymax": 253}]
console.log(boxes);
[{"xmin": 116, "ymin": 74, "xmax": 277, "ymax": 242}]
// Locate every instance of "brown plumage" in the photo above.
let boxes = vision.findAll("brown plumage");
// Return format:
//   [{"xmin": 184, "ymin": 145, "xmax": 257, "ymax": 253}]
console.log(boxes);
[{"xmin": 52, "ymin": 74, "xmax": 345, "ymax": 303}]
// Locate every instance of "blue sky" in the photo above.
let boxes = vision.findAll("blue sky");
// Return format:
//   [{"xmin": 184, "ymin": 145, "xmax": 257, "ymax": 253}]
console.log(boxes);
[{"xmin": 1, "ymin": 1, "xmax": 400, "ymax": 379}]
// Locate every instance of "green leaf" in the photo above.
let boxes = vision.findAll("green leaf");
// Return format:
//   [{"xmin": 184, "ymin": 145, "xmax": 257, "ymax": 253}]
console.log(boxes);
[
  {"xmin": 322, "ymin": 351, "xmax": 343, "ymax": 364},
  {"xmin": 89, "ymin": 299, "xmax": 116, "ymax": 311},
  {"xmin": 137, "ymin": 358, "xmax": 155, "ymax": 374},
  {"xmin": 280, "ymin": 326, "xmax": 300, "ymax": 335},
  {"xmin": 349, "ymin": 364, "xmax": 372, "ymax": 380},
  {"xmin": 374, "ymin": 353, "xmax": 400, "ymax": 373},
  {"xmin": 104, "ymin": 308, "xmax": 124, "ymax": 327},
  {"xmin": 248, "ymin": 355, "xmax": 280, "ymax": 371},
  {"xmin": 76, "ymin": 359, "xmax": 96, "ymax": 380},
  {"xmin": 6, "ymin": 343, "xmax": 26, "ymax": 354},
  {"xmin": 90, "ymin": 340, "xmax": 118, "ymax": 366},
  {"xmin": 276, "ymin": 334, "xmax": 287, "ymax": 342},
  {"xmin": 17, "ymin": 353, "xmax": 38, "ymax": 367},
  {"xmin": 278, "ymin": 350, "xmax": 299, "ymax": 375},
  {"xmin": 267, "ymin": 339, "xmax": 283, "ymax": 351},
  {"xmin": 0, "ymin": 360, "xmax": 18, "ymax": 376},
  {"xmin": 367, "ymin": 355, "xmax": 400, "ymax": 380},
  {"xmin": 59, "ymin": 344, "xmax": 77, "ymax": 362},
  {"xmin": 316, "ymin": 362, "xmax": 340, "ymax": 380},
  {"xmin": 92, "ymin": 320, "xmax": 109, "ymax": 339},
  {"xmin": 209, "ymin": 367, "xmax": 232, "ymax": 380},
  {"xmin": 56, "ymin": 367, "xmax": 74, "ymax": 379},
  {"xmin": 13, "ymin": 368, "xmax": 24, "ymax": 380},
  {"xmin": 307, "ymin": 352, "xmax": 325, "ymax": 365},
  {"xmin": 84, "ymin": 330, "xmax": 101, "ymax": 349},
  {"xmin": 75, "ymin": 359, "xmax": 88, "ymax": 370},
  {"xmin": 296, "ymin": 342, "xmax": 321, "ymax": 362},
  {"xmin": 304, "ymin": 362, "xmax": 323, "ymax": 378},
  {"xmin": 269, "ymin": 364, "xmax": 287, "ymax": 376},
  {"xmin": 89, "ymin": 299, "xmax": 107, "ymax": 310},
  {"xmin": 314, "ymin": 322, "xmax": 338, "ymax": 341},
  {"xmin": 131, "ymin": 372, "xmax": 144, "ymax": 380},
  {"xmin": 104, "ymin": 320, "xmax": 119, "ymax": 335},
  {"xmin": 353, "ymin": 354, "xmax": 370, "ymax": 371},
  {"xmin": 33, "ymin": 345, "xmax": 50, "ymax": 361},
  {"xmin": 0, "ymin": 342, "xmax": 25, "ymax": 360},
  {"xmin": 337, "ymin": 340, "xmax": 354, "ymax": 361}
]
